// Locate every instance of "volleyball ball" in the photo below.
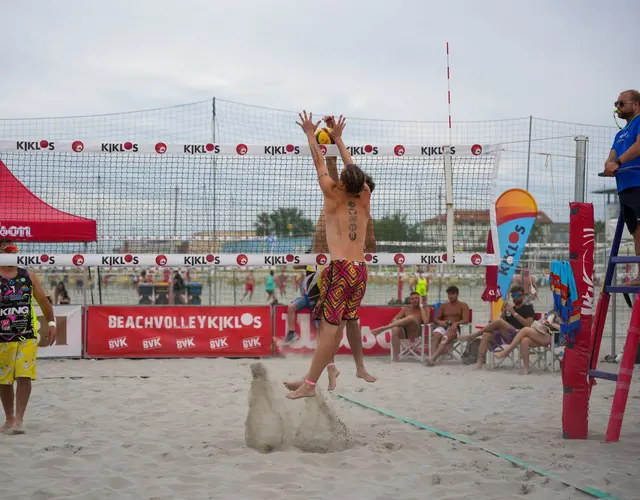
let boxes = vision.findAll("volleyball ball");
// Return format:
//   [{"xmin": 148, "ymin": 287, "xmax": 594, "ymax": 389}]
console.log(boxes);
[{"xmin": 315, "ymin": 128, "xmax": 334, "ymax": 144}]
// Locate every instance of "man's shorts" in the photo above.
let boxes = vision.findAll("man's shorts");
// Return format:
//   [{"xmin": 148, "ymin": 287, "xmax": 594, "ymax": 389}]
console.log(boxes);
[
  {"xmin": 620, "ymin": 187, "xmax": 640, "ymax": 235},
  {"xmin": 433, "ymin": 326, "xmax": 460, "ymax": 341},
  {"xmin": 314, "ymin": 259, "xmax": 368, "ymax": 326},
  {"xmin": 0, "ymin": 339, "xmax": 38, "ymax": 384},
  {"xmin": 291, "ymin": 295, "xmax": 311, "ymax": 312},
  {"xmin": 488, "ymin": 325, "xmax": 518, "ymax": 351}
]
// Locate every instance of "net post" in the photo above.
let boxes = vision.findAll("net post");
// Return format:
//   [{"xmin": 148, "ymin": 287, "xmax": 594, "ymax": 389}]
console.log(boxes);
[
  {"xmin": 443, "ymin": 148, "xmax": 454, "ymax": 261},
  {"xmin": 574, "ymin": 136, "xmax": 588, "ymax": 203}
]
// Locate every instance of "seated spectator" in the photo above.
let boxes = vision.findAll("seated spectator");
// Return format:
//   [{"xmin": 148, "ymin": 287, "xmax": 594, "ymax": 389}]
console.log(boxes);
[
  {"xmin": 426, "ymin": 285, "xmax": 470, "ymax": 365},
  {"xmin": 495, "ymin": 310, "xmax": 561, "ymax": 374},
  {"xmin": 54, "ymin": 281, "xmax": 71, "ymax": 305},
  {"xmin": 458, "ymin": 285, "xmax": 536, "ymax": 369},
  {"xmin": 371, "ymin": 292, "xmax": 428, "ymax": 362}
]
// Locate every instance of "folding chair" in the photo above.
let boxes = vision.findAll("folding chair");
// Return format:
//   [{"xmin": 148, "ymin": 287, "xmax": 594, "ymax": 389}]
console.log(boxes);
[
  {"xmin": 520, "ymin": 331, "xmax": 565, "ymax": 373},
  {"xmin": 427, "ymin": 306, "xmax": 474, "ymax": 363},
  {"xmin": 391, "ymin": 306, "xmax": 433, "ymax": 363},
  {"xmin": 488, "ymin": 312, "xmax": 542, "ymax": 369}
]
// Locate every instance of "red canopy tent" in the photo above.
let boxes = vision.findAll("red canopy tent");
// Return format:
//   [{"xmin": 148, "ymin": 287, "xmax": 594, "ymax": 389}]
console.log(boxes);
[{"xmin": 0, "ymin": 160, "xmax": 97, "ymax": 242}]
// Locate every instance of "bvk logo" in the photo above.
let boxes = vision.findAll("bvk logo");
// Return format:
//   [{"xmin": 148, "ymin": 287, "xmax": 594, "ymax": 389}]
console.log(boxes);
[
  {"xmin": 142, "ymin": 337, "xmax": 162, "ymax": 350},
  {"xmin": 101, "ymin": 142, "xmax": 139, "ymax": 152},
  {"xmin": 264, "ymin": 254, "xmax": 299, "ymax": 265},
  {"xmin": 264, "ymin": 145, "xmax": 300, "ymax": 155},
  {"xmin": 183, "ymin": 254, "xmax": 220, "ymax": 265},
  {"xmin": 16, "ymin": 140, "xmax": 54, "ymax": 151},
  {"xmin": 421, "ymin": 146, "xmax": 456, "ymax": 156},
  {"xmin": 183, "ymin": 143, "xmax": 220, "ymax": 154},
  {"xmin": 242, "ymin": 337, "xmax": 262, "ymax": 350},
  {"xmin": 17, "ymin": 254, "xmax": 55, "ymax": 265},
  {"xmin": 108, "ymin": 337, "xmax": 128, "ymax": 350},
  {"xmin": 176, "ymin": 337, "xmax": 196, "ymax": 350},
  {"xmin": 209, "ymin": 337, "xmax": 229, "ymax": 350},
  {"xmin": 346, "ymin": 145, "xmax": 378, "ymax": 155}
]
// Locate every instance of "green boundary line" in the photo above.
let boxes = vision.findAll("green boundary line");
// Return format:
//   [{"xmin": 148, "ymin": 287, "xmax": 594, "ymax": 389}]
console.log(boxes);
[{"xmin": 337, "ymin": 393, "xmax": 621, "ymax": 500}]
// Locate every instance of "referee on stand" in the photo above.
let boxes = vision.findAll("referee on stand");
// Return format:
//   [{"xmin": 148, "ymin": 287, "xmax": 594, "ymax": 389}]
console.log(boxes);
[{"xmin": 603, "ymin": 90, "xmax": 640, "ymax": 286}]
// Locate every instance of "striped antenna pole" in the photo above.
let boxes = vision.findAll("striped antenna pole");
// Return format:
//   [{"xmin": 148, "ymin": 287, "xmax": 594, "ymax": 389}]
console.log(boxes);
[{"xmin": 446, "ymin": 41, "xmax": 452, "ymax": 145}]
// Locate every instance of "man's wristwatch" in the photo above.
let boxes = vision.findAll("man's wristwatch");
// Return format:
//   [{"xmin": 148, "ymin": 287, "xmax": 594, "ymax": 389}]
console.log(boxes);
[{"xmin": 615, "ymin": 159, "xmax": 622, "ymax": 166}]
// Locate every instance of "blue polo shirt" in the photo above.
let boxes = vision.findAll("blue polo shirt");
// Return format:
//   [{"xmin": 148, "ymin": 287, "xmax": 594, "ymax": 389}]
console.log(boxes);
[{"xmin": 611, "ymin": 114, "xmax": 640, "ymax": 192}]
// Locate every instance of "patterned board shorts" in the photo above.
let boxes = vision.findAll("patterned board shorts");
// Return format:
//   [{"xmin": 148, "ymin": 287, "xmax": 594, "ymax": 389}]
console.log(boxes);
[
  {"xmin": 0, "ymin": 338, "xmax": 38, "ymax": 384},
  {"xmin": 313, "ymin": 259, "xmax": 368, "ymax": 326}
]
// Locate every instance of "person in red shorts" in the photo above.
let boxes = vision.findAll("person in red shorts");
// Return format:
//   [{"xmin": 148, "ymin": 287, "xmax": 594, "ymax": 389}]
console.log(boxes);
[{"xmin": 286, "ymin": 111, "xmax": 372, "ymax": 400}]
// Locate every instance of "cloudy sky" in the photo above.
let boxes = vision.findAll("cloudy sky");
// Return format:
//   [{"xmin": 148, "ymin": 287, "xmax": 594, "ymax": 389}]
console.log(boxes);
[{"xmin": 1, "ymin": 0, "xmax": 638, "ymax": 125}]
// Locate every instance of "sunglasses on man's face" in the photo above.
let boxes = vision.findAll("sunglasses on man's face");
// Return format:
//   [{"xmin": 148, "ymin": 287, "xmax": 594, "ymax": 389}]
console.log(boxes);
[
  {"xmin": 615, "ymin": 100, "xmax": 636, "ymax": 108},
  {"xmin": 511, "ymin": 293, "xmax": 522, "ymax": 298}
]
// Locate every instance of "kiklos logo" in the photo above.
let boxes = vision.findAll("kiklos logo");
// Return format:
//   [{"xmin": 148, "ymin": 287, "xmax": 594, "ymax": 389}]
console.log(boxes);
[
  {"xmin": 155, "ymin": 142, "xmax": 167, "ymax": 154},
  {"xmin": 236, "ymin": 144, "xmax": 248, "ymax": 155},
  {"xmin": 316, "ymin": 254, "xmax": 327, "ymax": 265},
  {"xmin": 237, "ymin": 254, "xmax": 248, "ymax": 265},
  {"xmin": 72, "ymin": 254, "xmax": 85, "ymax": 266},
  {"xmin": 156, "ymin": 255, "xmax": 168, "ymax": 266},
  {"xmin": 394, "ymin": 253, "xmax": 405, "ymax": 265},
  {"xmin": 394, "ymin": 145, "xmax": 406, "ymax": 156},
  {"xmin": 471, "ymin": 144, "xmax": 483, "ymax": 156},
  {"xmin": 72, "ymin": 141, "xmax": 84, "ymax": 152}
]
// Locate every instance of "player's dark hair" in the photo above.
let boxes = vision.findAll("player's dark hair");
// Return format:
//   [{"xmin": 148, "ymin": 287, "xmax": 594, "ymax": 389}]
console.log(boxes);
[
  {"xmin": 510, "ymin": 284, "xmax": 524, "ymax": 294},
  {"xmin": 340, "ymin": 164, "xmax": 366, "ymax": 195},
  {"xmin": 0, "ymin": 238, "xmax": 15, "ymax": 246},
  {"xmin": 446, "ymin": 285, "xmax": 459, "ymax": 294},
  {"xmin": 365, "ymin": 174, "xmax": 375, "ymax": 193}
]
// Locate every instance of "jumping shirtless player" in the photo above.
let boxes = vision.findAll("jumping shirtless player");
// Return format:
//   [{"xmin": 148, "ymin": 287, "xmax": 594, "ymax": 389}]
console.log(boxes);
[{"xmin": 285, "ymin": 112, "xmax": 372, "ymax": 400}]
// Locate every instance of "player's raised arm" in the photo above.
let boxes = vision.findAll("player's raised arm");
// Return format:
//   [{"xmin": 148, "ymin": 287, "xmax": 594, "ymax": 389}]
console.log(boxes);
[
  {"xmin": 296, "ymin": 110, "xmax": 336, "ymax": 196},
  {"xmin": 327, "ymin": 115, "xmax": 354, "ymax": 167}
]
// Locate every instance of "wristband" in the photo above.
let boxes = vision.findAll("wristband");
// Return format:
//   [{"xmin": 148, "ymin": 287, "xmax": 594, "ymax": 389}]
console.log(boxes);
[
  {"xmin": 615, "ymin": 159, "xmax": 622, "ymax": 166},
  {"xmin": 48, "ymin": 320, "xmax": 56, "ymax": 327}
]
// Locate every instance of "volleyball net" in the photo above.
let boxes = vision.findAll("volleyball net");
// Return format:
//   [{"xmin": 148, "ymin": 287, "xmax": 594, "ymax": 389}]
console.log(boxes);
[{"xmin": 0, "ymin": 138, "xmax": 500, "ymax": 268}]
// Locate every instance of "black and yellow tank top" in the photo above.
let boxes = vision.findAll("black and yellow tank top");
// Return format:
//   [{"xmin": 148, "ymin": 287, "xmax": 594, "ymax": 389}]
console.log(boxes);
[{"xmin": 0, "ymin": 268, "xmax": 38, "ymax": 342}]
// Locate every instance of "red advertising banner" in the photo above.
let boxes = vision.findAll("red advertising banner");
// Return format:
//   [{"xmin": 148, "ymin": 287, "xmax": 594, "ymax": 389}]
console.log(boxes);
[
  {"xmin": 273, "ymin": 305, "xmax": 400, "ymax": 356},
  {"xmin": 86, "ymin": 306, "xmax": 272, "ymax": 358}
]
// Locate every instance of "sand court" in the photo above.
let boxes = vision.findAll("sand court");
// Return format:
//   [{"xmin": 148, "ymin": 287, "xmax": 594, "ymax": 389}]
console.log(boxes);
[{"xmin": 1, "ymin": 356, "xmax": 638, "ymax": 500}]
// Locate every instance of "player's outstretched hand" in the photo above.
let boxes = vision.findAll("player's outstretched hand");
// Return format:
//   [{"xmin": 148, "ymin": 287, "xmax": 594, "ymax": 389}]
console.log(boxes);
[
  {"xmin": 296, "ymin": 110, "xmax": 321, "ymax": 136},
  {"xmin": 327, "ymin": 115, "xmax": 346, "ymax": 140}
]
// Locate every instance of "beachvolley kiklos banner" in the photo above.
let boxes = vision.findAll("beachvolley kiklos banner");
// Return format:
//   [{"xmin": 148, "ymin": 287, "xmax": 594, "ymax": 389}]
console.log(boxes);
[
  {"xmin": 273, "ymin": 305, "xmax": 401, "ymax": 356},
  {"xmin": 85, "ymin": 305, "xmax": 272, "ymax": 357},
  {"xmin": 490, "ymin": 189, "xmax": 538, "ymax": 319}
]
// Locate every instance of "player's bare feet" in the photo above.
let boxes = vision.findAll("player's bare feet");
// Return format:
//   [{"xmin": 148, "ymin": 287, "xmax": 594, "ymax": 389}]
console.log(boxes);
[
  {"xmin": 1, "ymin": 419, "xmax": 13, "ymax": 433},
  {"xmin": 286, "ymin": 381, "xmax": 316, "ymax": 399},
  {"xmin": 327, "ymin": 365, "xmax": 340, "ymax": 391},
  {"xmin": 283, "ymin": 379, "xmax": 304, "ymax": 391},
  {"xmin": 494, "ymin": 349, "xmax": 510, "ymax": 359},
  {"xmin": 6, "ymin": 419, "xmax": 24, "ymax": 435},
  {"xmin": 627, "ymin": 277, "xmax": 640, "ymax": 286},
  {"xmin": 371, "ymin": 327, "xmax": 386, "ymax": 336},
  {"xmin": 356, "ymin": 368, "xmax": 377, "ymax": 383}
]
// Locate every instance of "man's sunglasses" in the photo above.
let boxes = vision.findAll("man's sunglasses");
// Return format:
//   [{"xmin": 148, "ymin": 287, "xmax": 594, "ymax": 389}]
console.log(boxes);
[
  {"xmin": 511, "ymin": 293, "xmax": 522, "ymax": 298},
  {"xmin": 615, "ymin": 100, "xmax": 637, "ymax": 108}
]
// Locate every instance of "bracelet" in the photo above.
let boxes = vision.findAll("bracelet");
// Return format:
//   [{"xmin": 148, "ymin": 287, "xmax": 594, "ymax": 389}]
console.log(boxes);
[{"xmin": 48, "ymin": 320, "xmax": 56, "ymax": 327}]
